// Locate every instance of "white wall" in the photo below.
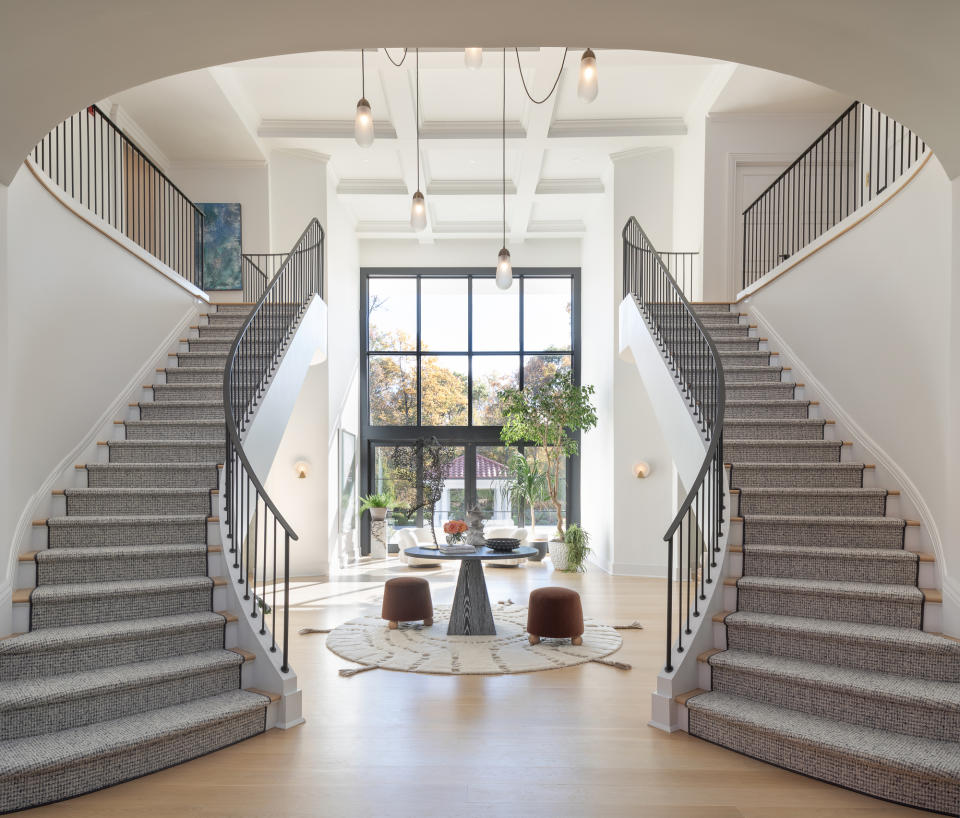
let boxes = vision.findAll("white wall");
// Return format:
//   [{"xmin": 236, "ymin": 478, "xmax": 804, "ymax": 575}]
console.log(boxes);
[
  {"xmin": 745, "ymin": 156, "xmax": 956, "ymax": 631},
  {"xmin": 269, "ymin": 150, "xmax": 328, "ymax": 254},
  {"xmin": 171, "ymin": 162, "xmax": 271, "ymax": 255},
  {"xmin": 358, "ymin": 237, "xmax": 581, "ymax": 269},
  {"xmin": 702, "ymin": 112, "xmax": 844, "ymax": 301},
  {"xmin": 609, "ymin": 148, "xmax": 680, "ymax": 575},
  {"xmin": 950, "ymin": 176, "xmax": 960, "ymax": 636},
  {"xmin": 2, "ymin": 165, "xmax": 201, "ymax": 623}
]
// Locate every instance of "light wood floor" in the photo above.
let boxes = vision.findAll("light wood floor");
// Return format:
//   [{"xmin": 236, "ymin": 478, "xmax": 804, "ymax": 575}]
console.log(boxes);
[{"xmin": 23, "ymin": 560, "xmax": 930, "ymax": 817}]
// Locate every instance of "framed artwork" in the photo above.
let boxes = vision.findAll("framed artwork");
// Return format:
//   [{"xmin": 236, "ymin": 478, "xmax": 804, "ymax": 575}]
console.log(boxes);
[
  {"xmin": 197, "ymin": 202, "xmax": 242, "ymax": 290},
  {"xmin": 339, "ymin": 429, "xmax": 358, "ymax": 534}
]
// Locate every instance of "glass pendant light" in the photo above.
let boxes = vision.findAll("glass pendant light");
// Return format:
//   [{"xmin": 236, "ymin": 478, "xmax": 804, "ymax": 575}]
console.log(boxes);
[
  {"xmin": 355, "ymin": 49, "xmax": 374, "ymax": 147},
  {"xmin": 496, "ymin": 47, "xmax": 513, "ymax": 290},
  {"xmin": 464, "ymin": 48, "xmax": 483, "ymax": 69},
  {"xmin": 578, "ymin": 48, "xmax": 598, "ymax": 102},
  {"xmin": 410, "ymin": 48, "xmax": 427, "ymax": 232}
]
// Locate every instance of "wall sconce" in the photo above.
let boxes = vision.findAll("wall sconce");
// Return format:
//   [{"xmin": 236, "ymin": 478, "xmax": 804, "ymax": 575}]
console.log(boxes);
[
  {"xmin": 633, "ymin": 462, "xmax": 651, "ymax": 479},
  {"xmin": 294, "ymin": 461, "xmax": 309, "ymax": 480}
]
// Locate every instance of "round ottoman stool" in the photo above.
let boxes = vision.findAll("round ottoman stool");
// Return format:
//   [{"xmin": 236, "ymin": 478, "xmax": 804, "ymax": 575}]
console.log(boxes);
[
  {"xmin": 526, "ymin": 587, "xmax": 584, "ymax": 645},
  {"xmin": 382, "ymin": 576, "xmax": 433, "ymax": 629}
]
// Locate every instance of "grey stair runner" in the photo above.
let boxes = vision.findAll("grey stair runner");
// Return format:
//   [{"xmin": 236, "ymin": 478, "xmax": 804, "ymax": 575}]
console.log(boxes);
[
  {"xmin": 680, "ymin": 304, "xmax": 958, "ymax": 815},
  {"xmin": 0, "ymin": 304, "xmax": 272, "ymax": 813}
]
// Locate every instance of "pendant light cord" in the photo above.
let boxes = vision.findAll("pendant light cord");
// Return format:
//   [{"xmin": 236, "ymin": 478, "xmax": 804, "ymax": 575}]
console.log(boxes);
[
  {"xmin": 514, "ymin": 47, "xmax": 568, "ymax": 105},
  {"xmin": 361, "ymin": 49, "xmax": 365, "ymax": 98},
  {"xmin": 416, "ymin": 47, "xmax": 420, "ymax": 191},
  {"xmin": 502, "ymin": 47, "xmax": 506, "ymax": 248},
  {"xmin": 383, "ymin": 47, "xmax": 408, "ymax": 67}
]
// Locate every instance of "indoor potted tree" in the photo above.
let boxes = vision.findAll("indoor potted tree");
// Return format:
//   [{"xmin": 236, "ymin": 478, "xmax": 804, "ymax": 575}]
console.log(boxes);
[
  {"xmin": 499, "ymin": 371, "xmax": 597, "ymax": 566},
  {"xmin": 505, "ymin": 452, "xmax": 549, "ymax": 561},
  {"xmin": 359, "ymin": 492, "xmax": 394, "ymax": 522}
]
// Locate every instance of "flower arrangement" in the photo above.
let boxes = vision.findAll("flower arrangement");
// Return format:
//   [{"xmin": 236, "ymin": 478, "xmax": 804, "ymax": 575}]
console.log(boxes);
[{"xmin": 443, "ymin": 520, "xmax": 468, "ymax": 544}]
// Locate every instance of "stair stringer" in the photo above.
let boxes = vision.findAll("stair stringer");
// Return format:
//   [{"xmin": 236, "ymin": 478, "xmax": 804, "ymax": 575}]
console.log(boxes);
[
  {"xmin": 215, "ymin": 294, "xmax": 328, "ymax": 730},
  {"xmin": 744, "ymin": 301, "xmax": 952, "ymax": 635},
  {"xmin": 618, "ymin": 296, "xmax": 733, "ymax": 732}
]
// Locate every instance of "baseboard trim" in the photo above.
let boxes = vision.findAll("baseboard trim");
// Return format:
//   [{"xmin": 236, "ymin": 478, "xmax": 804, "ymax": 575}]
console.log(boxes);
[
  {"xmin": 4, "ymin": 306, "xmax": 199, "ymax": 597},
  {"xmin": 611, "ymin": 562, "xmax": 668, "ymax": 577}
]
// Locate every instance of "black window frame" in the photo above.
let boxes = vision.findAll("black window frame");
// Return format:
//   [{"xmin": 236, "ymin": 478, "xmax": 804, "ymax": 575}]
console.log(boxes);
[{"xmin": 359, "ymin": 267, "xmax": 581, "ymax": 554}]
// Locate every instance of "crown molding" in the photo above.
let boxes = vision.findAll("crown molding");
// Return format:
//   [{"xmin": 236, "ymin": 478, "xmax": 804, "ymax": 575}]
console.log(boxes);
[
  {"xmin": 168, "ymin": 159, "xmax": 268, "ymax": 171},
  {"xmin": 609, "ymin": 146, "xmax": 673, "ymax": 163},
  {"xmin": 420, "ymin": 121, "xmax": 526, "ymax": 139},
  {"xmin": 548, "ymin": 117, "xmax": 686, "ymax": 138},
  {"xmin": 535, "ymin": 178, "xmax": 605, "ymax": 194},
  {"xmin": 527, "ymin": 219, "xmax": 586, "ymax": 234},
  {"xmin": 427, "ymin": 179, "xmax": 517, "ymax": 195},
  {"xmin": 272, "ymin": 147, "xmax": 331, "ymax": 164},
  {"xmin": 258, "ymin": 119, "xmax": 398, "ymax": 139},
  {"xmin": 337, "ymin": 178, "xmax": 408, "ymax": 195}
]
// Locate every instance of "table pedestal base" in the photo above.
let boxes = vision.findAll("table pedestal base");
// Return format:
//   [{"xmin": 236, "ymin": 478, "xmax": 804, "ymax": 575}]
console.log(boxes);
[{"xmin": 447, "ymin": 559, "xmax": 496, "ymax": 635}]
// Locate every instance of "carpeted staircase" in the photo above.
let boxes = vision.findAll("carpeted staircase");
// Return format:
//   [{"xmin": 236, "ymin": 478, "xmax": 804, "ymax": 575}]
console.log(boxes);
[
  {"xmin": 681, "ymin": 303, "xmax": 960, "ymax": 816},
  {"xmin": 0, "ymin": 304, "xmax": 276, "ymax": 814}
]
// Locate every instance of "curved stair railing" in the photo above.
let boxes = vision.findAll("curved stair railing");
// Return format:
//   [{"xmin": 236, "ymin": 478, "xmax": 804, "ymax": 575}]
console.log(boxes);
[
  {"xmin": 622, "ymin": 217, "xmax": 726, "ymax": 673},
  {"xmin": 241, "ymin": 252, "xmax": 290, "ymax": 302},
  {"xmin": 223, "ymin": 218, "xmax": 324, "ymax": 673}
]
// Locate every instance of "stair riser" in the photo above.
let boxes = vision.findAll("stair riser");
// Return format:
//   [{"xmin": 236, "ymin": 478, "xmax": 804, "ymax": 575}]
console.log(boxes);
[
  {"xmin": 728, "ymin": 465, "xmax": 863, "ymax": 489},
  {"xmin": 163, "ymin": 368, "xmax": 225, "ymax": 385},
  {"xmin": 85, "ymin": 465, "xmax": 220, "ymax": 489},
  {"xmin": 29, "ymin": 585, "xmax": 217, "ymax": 629},
  {"xmin": 726, "ymin": 404, "xmax": 809, "ymax": 420},
  {"xmin": 124, "ymin": 423, "xmax": 223, "ymax": 442},
  {"xmin": 151, "ymin": 385, "xmax": 222, "ymax": 402},
  {"xmin": 720, "ymin": 621, "xmax": 958, "ymax": 682},
  {"xmin": 726, "ymin": 384, "xmax": 796, "ymax": 400},
  {"xmin": 204, "ymin": 314, "xmax": 248, "ymax": 328},
  {"xmin": 45, "ymin": 519, "xmax": 209, "ymax": 548},
  {"xmin": 108, "ymin": 442, "xmax": 224, "ymax": 463},
  {"xmin": 65, "ymin": 494, "xmax": 212, "ymax": 516},
  {"xmin": 174, "ymin": 355, "xmax": 228, "ymax": 369},
  {"xmin": 741, "ymin": 551, "xmax": 917, "ymax": 584},
  {"xmin": 22, "ymin": 550, "xmax": 213, "ymax": 586},
  {"xmin": 726, "ymin": 422, "xmax": 824, "ymax": 441},
  {"xmin": 138, "ymin": 405, "xmax": 224, "ymax": 421},
  {"xmin": 707, "ymin": 665, "xmax": 957, "ymax": 741},
  {"xmin": 733, "ymin": 586, "xmax": 922, "ymax": 628},
  {"xmin": 0, "ymin": 706, "xmax": 266, "ymax": 814},
  {"xmin": 185, "ymin": 341, "xmax": 233, "ymax": 354},
  {"xmin": 742, "ymin": 519, "xmax": 905, "ymax": 549},
  {"xmin": 737, "ymin": 494, "xmax": 886, "ymax": 517},
  {"xmin": 719, "ymin": 354, "xmax": 773, "ymax": 368},
  {"xmin": 0, "ymin": 622, "xmax": 228, "ymax": 682},
  {"xmin": 0, "ymin": 664, "xmax": 242, "ymax": 741},
  {"xmin": 725, "ymin": 442, "xmax": 841, "ymax": 464},
  {"xmin": 722, "ymin": 369, "xmax": 785, "ymax": 384},
  {"xmin": 686, "ymin": 710, "xmax": 959, "ymax": 815}
]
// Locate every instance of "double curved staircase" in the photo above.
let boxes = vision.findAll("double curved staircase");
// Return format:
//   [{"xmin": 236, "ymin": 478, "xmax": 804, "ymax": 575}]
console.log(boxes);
[
  {"xmin": 0, "ymin": 304, "xmax": 275, "ymax": 814},
  {"xmin": 680, "ymin": 303, "xmax": 960, "ymax": 815}
]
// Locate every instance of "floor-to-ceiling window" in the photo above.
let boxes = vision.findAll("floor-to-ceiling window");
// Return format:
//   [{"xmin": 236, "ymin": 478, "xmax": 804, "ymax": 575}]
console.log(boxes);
[{"xmin": 359, "ymin": 267, "xmax": 580, "ymax": 553}]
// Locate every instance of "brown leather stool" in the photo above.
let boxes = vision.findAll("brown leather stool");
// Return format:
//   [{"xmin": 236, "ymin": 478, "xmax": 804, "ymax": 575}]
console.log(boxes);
[
  {"xmin": 526, "ymin": 587, "xmax": 584, "ymax": 645},
  {"xmin": 382, "ymin": 576, "xmax": 433, "ymax": 629}
]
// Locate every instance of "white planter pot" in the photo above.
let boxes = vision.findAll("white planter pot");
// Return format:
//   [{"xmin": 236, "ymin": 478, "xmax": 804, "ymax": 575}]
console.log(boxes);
[
  {"xmin": 548, "ymin": 539, "xmax": 569, "ymax": 571},
  {"xmin": 369, "ymin": 507, "xmax": 388, "ymax": 522}
]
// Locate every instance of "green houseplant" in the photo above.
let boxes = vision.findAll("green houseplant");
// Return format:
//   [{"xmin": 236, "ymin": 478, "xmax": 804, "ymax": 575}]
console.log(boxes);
[
  {"xmin": 504, "ymin": 452, "xmax": 549, "ymax": 559},
  {"xmin": 359, "ymin": 491, "xmax": 394, "ymax": 522},
  {"xmin": 559, "ymin": 524, "xmax": 592, "ymax": 572},
  {"xmin": 499, "ymin": 371, "xmax": 598, "ymax": 543}
]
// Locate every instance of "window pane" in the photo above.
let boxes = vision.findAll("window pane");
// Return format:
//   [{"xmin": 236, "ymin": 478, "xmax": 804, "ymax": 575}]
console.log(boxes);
[
  {"xmin": 368, "ymin": 355, "xmax": 417, "ymax": 425},
  {"xmin": 523, "ymin": 354, "xmax": 572, "ymax": 392},
  {"xmin": 368, "ymin": 278, "xmax": 416, "ymax": 351},
  {"xmin": 374, "ymin": 445, "xmax": 419, "ymax": 530},
  {"xmin": 476, "ymin": 446, "xmax": 516, "ymax": 524},
  {"xmin": 471, "ymin": 355, "xmax": 520, "ymax": 425},
  {"xmin": 524, "ymin": 277, "xmax": 572, "ymax": 352},
  {"xmin": 527, "ymin": 447, "xmax": 567, "ymax": 532},
  {"xmin": 421, "ymin": 278, "xmax": 467, "ymax": 351},
  {"xmin": 421, "ymin": 355, "xmax": 468, "ymax": 425},
  {"xmin": 437, "ymin": 447, "xmax": 467, "ymax": 530},
  {"xmin": 473, "ymin": 276, "xmax": 519, "ymax": 351}
]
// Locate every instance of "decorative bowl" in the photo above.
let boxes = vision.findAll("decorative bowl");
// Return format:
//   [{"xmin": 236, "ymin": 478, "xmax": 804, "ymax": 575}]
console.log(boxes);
[{"xmin": 485, "ymin": 538, "xmax": 521, "ymax": 553}]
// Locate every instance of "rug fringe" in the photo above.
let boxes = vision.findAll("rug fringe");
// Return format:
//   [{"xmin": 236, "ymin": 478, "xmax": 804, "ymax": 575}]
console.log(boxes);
[
  {"xmin": 496, "ymin": 599, "xmax": 515, "ymax": 606},
  {"xmin": 298, "ymin": 627, "xmax": 331, "ymax": 634},
  {"xmin": 613, "ymin": 620, "xmax": 644, "ymax": 630},
  {"xmin": 590, "ymin": 658, "xmax": 632, "ymax": 670},
  {"xmin": 339, "ymin": 665, "xmax": 378, "ymax": 677}
]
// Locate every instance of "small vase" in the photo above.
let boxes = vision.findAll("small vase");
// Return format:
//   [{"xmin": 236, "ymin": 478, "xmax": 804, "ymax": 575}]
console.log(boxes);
[{"xmin": 446, "ymin": 534, "xmax": 464, "ymax": 545}]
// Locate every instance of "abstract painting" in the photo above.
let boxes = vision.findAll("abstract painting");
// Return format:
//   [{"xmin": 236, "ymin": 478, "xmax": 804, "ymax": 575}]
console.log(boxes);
[{"xmin": 198, "ymin": 203, "xmax": 242, "ymax": 290}]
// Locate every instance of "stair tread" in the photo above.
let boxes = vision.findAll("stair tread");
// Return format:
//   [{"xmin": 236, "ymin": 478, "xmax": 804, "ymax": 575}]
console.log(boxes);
[
  {"xmin": 741, "ymin": 513, "xmax": 905, "ymax": 526},
  {"xmin": 727, "ymin": 418, "xmax": 824, "ymax": 426},
  {"xmin": 0, "ymin": 613, "xmax": 228, "ymax": 656},
  {"xmin": 124, "ymin": 419, "xmax": 223, "ymax": 427},
  {"xmin": 737, "ymin": 487, "xmax": 887, "ymax": 496},
  {"xmin": 64, "ymin": 488, "xmax": 213, "ymax": 496},
  {"xmin": 723, "ymin": 611, "xmax": 957, "ymax": 651},
  {"xmin": 706, "ymin": 649, "xmax": 960, "ymax": 707},
  {"xmin": 741, "ymin": 543, "xmax": 918, "ymax": 562},
  {"xmin": 86, "ymin": 463, "xmax": 222, "ymax": 469},
  {"xmin": 136, "ymin": 401, "xmax": 223, "ymax": 408},
  {"xmin": 35, "ymin": 544, "xmax": 209, "ymax": 562},
  {"xmin": 730, "ymin": 462, "xmax": 863, "ymax": 469},
  {"xmin": 0, "ymin": 649, "xmax": 244, "ymax": 708},
  {"xmin": 686, "ymin": 691, "xmax": 960, "ymax": 779},
  {"xmin": 46, "ymin": 514, "xmax": 212, "ymax": 525},
  {"xmin": 0, "ymin": 689, "xmax": 267, "ymax": 777},
  {"xmin": 30, "ymin": 576, "xmax": 215, "ymax": 601},
  {"xmin": 735, "ymin": 575, "xmax": 923, "ymax": 600}
]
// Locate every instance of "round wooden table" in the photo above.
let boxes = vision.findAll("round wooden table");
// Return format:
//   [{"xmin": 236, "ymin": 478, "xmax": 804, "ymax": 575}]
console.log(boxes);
[{"xmin": 403, "ymin": 545, "xmax": 538, "ymax": 636}]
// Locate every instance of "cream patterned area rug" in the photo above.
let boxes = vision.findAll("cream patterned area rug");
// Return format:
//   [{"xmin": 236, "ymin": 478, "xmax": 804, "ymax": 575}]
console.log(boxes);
[{"xmin": 325, "ymin": 605, "xmax": 623, "ymax": 675}]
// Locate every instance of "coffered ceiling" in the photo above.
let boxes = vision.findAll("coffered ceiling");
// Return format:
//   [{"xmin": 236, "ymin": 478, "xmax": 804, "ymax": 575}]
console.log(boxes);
[{"xmin": 108, "ymin": 49, "xmax": 848, "ymax": 241}]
